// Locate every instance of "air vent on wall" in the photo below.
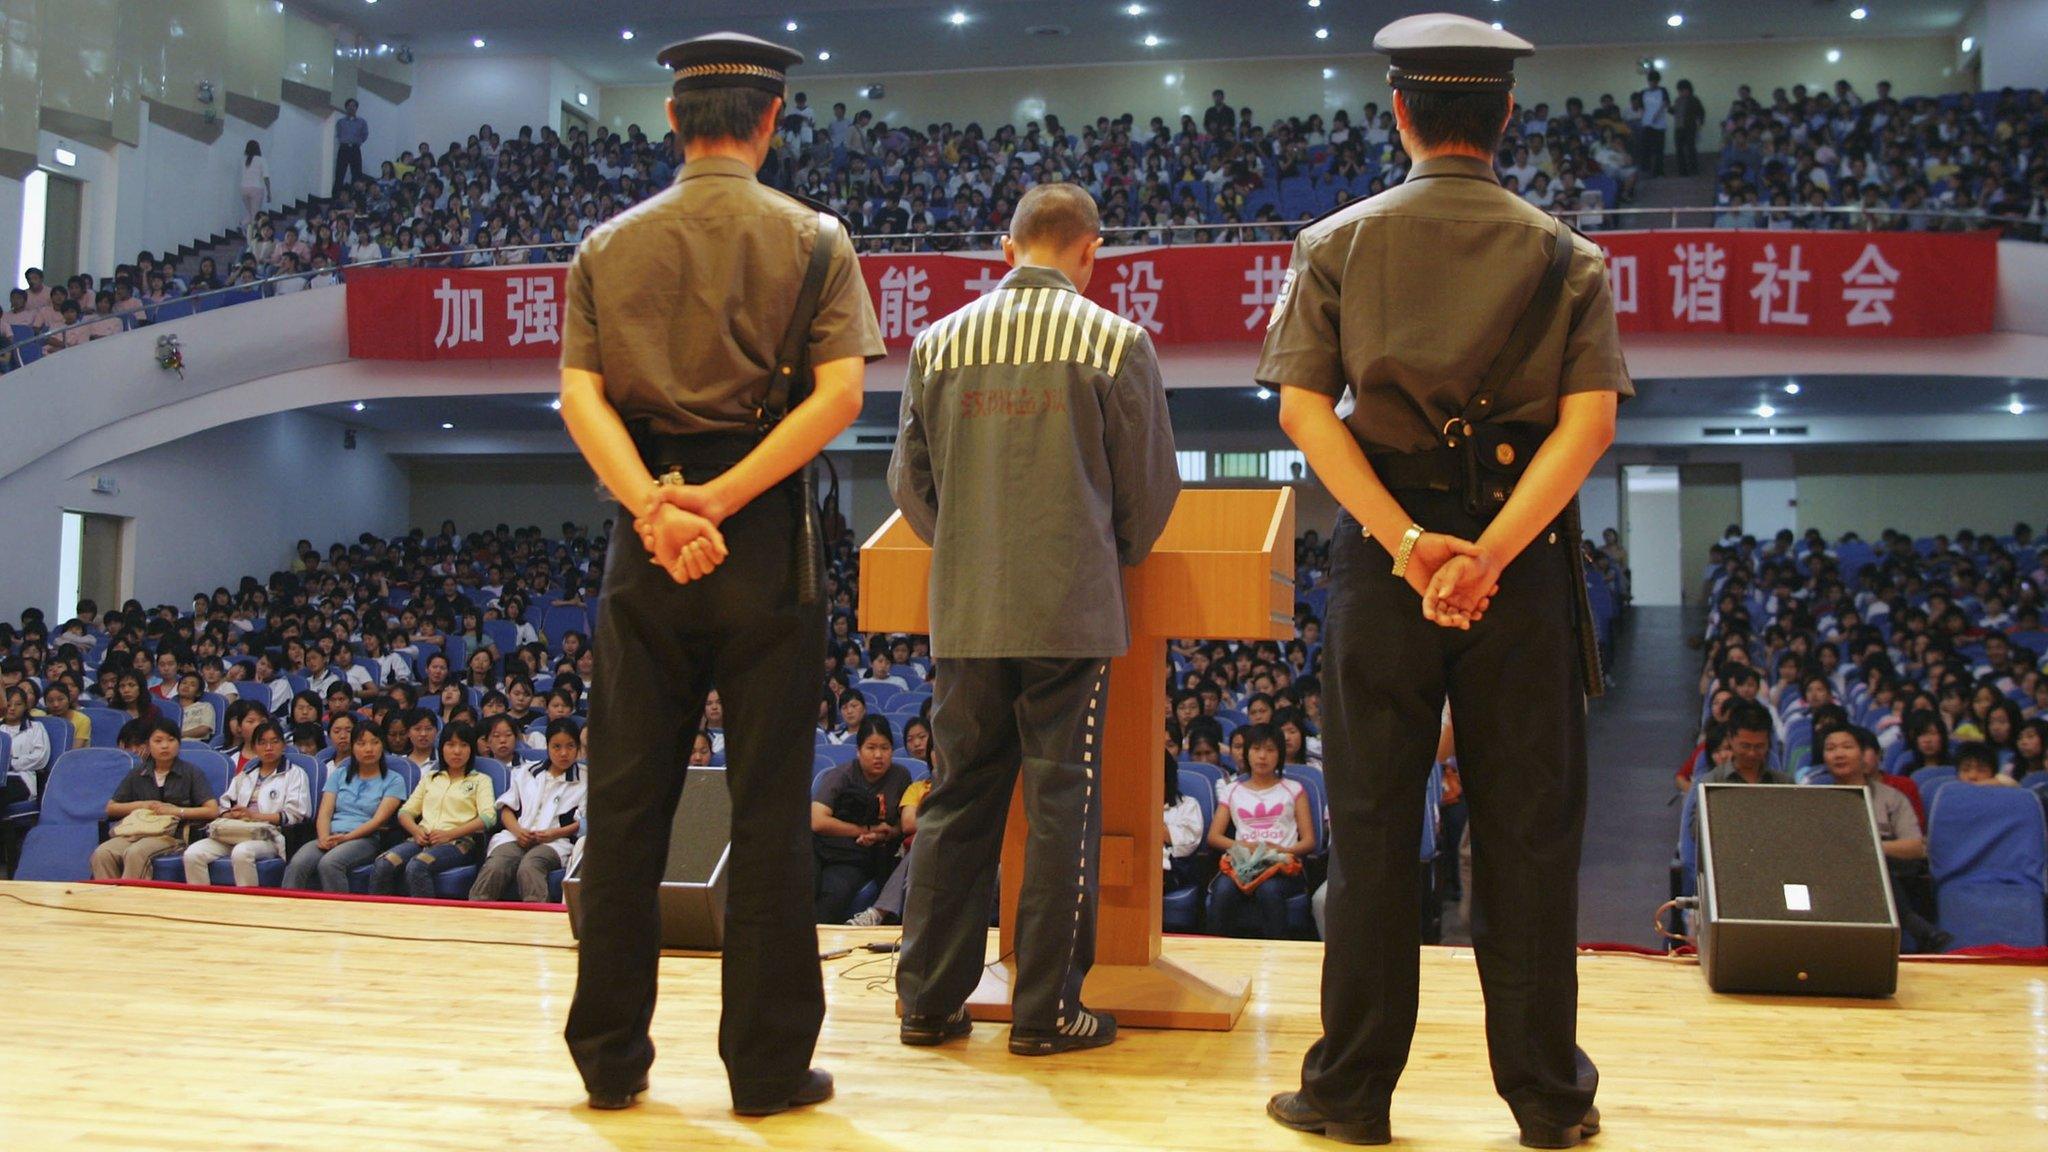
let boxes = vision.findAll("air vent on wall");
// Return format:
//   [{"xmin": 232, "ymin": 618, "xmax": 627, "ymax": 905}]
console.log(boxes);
[
  {"xmin": 1702, "ymin": 425, "xmax": 1810, "ymax": 438},
  {"xmin": 855, "ymin": 433, "xmax": 899, "ymax": 446},
  {"xmin": 1026, "ymin": 24, "xmax": 1071, "ymax": 38}
]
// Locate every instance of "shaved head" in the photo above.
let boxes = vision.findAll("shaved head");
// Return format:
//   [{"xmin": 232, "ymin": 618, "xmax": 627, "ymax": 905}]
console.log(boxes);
[{"xmin": 1010, "ymin": 182, "xmax": 1100, "ymax": 252}]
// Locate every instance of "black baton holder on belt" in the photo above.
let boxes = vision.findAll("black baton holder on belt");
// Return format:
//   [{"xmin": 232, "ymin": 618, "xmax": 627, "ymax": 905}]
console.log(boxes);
[
  {"xmin": 1437, "ymin": 218, "xmax": 1608, "ymax": 698},
  {"xmin": 757, "ymin": 211, "xmax": 842, "ymax": 607}
]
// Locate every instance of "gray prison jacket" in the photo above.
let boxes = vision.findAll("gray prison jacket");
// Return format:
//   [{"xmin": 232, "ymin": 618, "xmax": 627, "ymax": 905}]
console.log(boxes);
[{"xmin": 887, "ymin": 264, "xmax": 1181, "ymax": 659}]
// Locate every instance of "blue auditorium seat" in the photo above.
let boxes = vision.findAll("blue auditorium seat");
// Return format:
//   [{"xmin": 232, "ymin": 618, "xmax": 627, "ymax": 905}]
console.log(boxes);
[
  {"xmin": 14, "ymin": 750, "xmax": 136, "ymax": 882},
  {"xmin": 1928, "ymin": 784, "xmax": 2048, "ymax": 950},
  {"xmin": 1911, "ymin": 765, "xmax": 1960, "ymax": 816},
  {"xmin": 82, "ymin": 707, "xmax": 128, "ymax": 747},
  {"xmin": 1163, "ymin": 768, "xmax": 1218, "ymax": 932},
  {"xmin": 430, "ymin": 757, "xmax": 511, "ymax": 899}
]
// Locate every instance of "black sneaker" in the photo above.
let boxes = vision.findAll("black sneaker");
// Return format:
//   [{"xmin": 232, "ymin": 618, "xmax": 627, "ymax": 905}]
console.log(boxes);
[
  {"xmin": 1008, "ymin": 1007, "xmax": 1117, "ymax": 1056},
  {"xmin": 900, "ymin": 1008, "xmax": 973, "ymax": 1046}
]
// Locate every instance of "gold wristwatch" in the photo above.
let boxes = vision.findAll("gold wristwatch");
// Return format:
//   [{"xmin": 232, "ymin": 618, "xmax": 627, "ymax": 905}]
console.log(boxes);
[{"xmin": 1391, "ymin": 524, "xmax": 1426, "ymax": 578}]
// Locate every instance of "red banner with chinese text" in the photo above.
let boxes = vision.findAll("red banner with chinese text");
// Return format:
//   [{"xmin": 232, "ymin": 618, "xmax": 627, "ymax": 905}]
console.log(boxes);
[{"xmin": 344, "ymin": 230, "xmax": 1998, "ymax": 360}]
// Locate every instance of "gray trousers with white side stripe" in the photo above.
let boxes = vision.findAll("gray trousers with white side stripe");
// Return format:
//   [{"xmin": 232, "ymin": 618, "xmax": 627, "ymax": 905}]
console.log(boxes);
[{"xmin": 896, "ymin": 656, "xmax": 1109, "ymax": 1033}]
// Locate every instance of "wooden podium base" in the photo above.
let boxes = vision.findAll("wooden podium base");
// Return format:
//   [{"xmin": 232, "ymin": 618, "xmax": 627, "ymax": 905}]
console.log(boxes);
[{"xmin": 963, "ymin": 952, "xmax": 1251, "ymax": 1031}]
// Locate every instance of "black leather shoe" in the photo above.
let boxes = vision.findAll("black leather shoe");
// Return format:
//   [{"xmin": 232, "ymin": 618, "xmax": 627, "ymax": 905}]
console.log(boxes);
[
  {"xmin": 586, "ymin": 1078, "xmax": 648, "ymax": 1111},
  {"xmin": 1520, "ymin": 1105, "xmax": 1601, "ymax": 1149},
  {"xmin": 1266, "ymin": 1092, "xmax": 1391, "ymax": 1145},
  {"xmin": 901, "ymin": 1008, "xmax": 973, "ymax": 1046},
  {"xmin": 1008, "ymin": 1008, "xmax": 1117, "ymax": 1056},
  {"xmin": 733, "ymin": 1068, "xmax": 835, "ymax": 1117}
]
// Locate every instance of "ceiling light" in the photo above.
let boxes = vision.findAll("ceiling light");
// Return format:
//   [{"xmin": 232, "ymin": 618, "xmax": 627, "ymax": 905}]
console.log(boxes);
[
  {"xmin": 785, "ymin": 20, "xmax": 799, "ymax": 32},
  {"xmin": 1143, "ymin": 33, "xmax": 1160, "ymax": 47},
  {"xmin": 1850, "ymin": 6, "xmax": 1868, "ymax": 19},
  {"xmin": 1783, "ymin": 382, "xmax": 1801, "ymax": 395},
  {"xmin": 2009, "ymin": 401, "xmax": 2026, "ymax": 415},
  {"xmin": 577, "ymin": 92, "xmax": 588, "ymax": 106},
  {"xmin": 620, "ymin": 29, "xmax": 634, "ymax": 40},
  {"xmin": 1492, "ymin": 21, "xmax": 1504, "ymax": 29},
  {"xmin": 1125, "ymin": 3, "xmax": 1145, "ymax": 15},
  {"xmin": 948, "ymin": 10, "xmax": 967, "ymax": 25},
  {"xmin": 471, "ymin": 37, "xmax": 486, "ymax": 49},
  {"xmin": 53, "ymin": 146, "xmax": 76, "ymax": 166},
  {"xmin": 1308, "ymin": 0, "xmax": 1321, "ymax": 7},
  {"xmin": 817, "ymin": 50, "xmax": 831, "ymax": 60},
  {"xmin": 1962, "ymin": 36, "xmax": 1976, "ymax": 52},
  {"xmin": 1256, "ymin": 387, "xmax": 1273, "ymax": 401},
  {"xmin": 441, "ymin": 422, "xmax": 455, "ymax": 430},
  {"xmin": 1322, "ymin": 67, "xmax": 1335, "ymax": 80},
  {"xmin": 549, "ymin": 398, "xmax": 562, "ymax": 411},
  {"xmin": 1667, "ymin": 14, "xmax": 1684, "ymax": 28},
  {"xmin": 1826, "ymin": 48, "xmax": 1842, "ymax": 62},
  {"xmin": 1755, "ymin": 403, "xmax": 1776, "ymax": 418},
  {"xmin": 1314, "ymin": 27, "xmax": 1329, "ymax": 40},
  {"xmin": 351, "ymin": 401, "xmax": 366, "ymax": 412}
]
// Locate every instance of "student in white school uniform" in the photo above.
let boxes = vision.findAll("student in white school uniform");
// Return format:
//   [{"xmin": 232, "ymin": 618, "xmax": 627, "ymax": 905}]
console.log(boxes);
[
  {"xmin": 470, "ymin": 718, "xmax": 584, "ymax": 902},
  {"xmin": 184, "ymin": 721, "xmax": 311, "ymax": 886},
  {"xmin": 0, "ymin": 685, "xmax": 51, "ymax": 805}
]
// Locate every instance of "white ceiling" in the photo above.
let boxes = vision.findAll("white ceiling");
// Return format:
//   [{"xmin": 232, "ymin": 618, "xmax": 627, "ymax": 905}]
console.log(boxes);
[{"xmin": 292, "ymin": 1, "xmax": 1972, "ymax": 87}]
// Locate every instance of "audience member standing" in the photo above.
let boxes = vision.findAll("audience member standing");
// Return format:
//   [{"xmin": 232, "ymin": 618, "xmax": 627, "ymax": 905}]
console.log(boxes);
[
  {"xmin": 240, "ymin": 141, "xmax": 272, "ymax": 233},
  {"xmin": 1636, "ymin": 69, "xmax": 1670, "ymax": 177},
  {"xmin": 333, "ymin": 98, "xmax": 369, "ymax": 195},
  {"xmin": 1671, "ymin": 79, "xmax": 1705, "ymax": 176}
]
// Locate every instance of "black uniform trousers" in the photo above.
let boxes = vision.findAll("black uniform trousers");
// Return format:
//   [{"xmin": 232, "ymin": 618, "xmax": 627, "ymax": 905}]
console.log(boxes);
[
  {"xmin": 1301, "ymin": 491, "xmax": 1597, "ymax": 1133},
  {"xmin": 333, "ymin": 143, "xmax": 363, "ymax": 195},
  {"xmin": 897, "ymin": 657, "xmax": 1109, "ymax": 1032},
  {"xmin": 1674, "ymin": 127, "xmax": 1701, "ymax": 177},
  {"xmin": 564, "ymin": 470, "xmax": 826, "ymax": 1110}
]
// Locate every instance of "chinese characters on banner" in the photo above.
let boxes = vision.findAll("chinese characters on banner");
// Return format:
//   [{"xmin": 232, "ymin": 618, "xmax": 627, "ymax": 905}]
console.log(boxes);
[{"xmin": 345, "ymin": 230, "xmax": 1997, "ymax": 360}]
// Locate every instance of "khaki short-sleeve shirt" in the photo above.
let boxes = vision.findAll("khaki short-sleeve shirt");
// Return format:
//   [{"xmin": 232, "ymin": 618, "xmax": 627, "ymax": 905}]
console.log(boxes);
[
  {"xmin": 1256, "ymin": 155, "xmax": 1633, "ymax": 454},
  {"xmin": 560, "ymin": 155, "xmax": 886, "ymax": 435}
]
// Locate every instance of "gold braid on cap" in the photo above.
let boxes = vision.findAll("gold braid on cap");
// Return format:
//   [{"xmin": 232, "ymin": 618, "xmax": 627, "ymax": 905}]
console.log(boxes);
[
  {"xmin": 1386, "ymin": 66, "xmax": 1517, "ymax": 92},
  {"xmin": 677, "ymin": 62, "xmax": 786, "ymax": 82}
]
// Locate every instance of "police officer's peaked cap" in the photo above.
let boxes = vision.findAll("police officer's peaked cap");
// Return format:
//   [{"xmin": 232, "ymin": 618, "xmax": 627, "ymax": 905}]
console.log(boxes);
[
  {"xmin": 1373, "ymin": 13, "xmax": 1534, "ymax": 94},
  {"xmin": 657, "ymin": 32, "xmax": 802, "ymax": 97}
]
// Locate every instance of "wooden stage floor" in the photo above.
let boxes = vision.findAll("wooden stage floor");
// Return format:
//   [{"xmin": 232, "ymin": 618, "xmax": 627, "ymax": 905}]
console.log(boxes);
[{"xmin": 2, "ymin": 881, "xmax": 2041, "ymax": 1151}]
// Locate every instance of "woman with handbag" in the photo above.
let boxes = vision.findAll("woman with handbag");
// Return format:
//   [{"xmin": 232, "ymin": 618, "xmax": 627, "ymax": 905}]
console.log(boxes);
[
  {"xmin": 183, "ymin": 721, "xmax": 310, "ymax": 886},
  {"xmin": 283, "ymin": 725, "xmax": 406, "ymax": 892},
  {"xmin": 91, "ymin": 716, "xmax": 219, "ymax": 879},
  {"xmin": 371, "ymin": 720, "xmax": 496, "ymax": 897},
  {"xmin": 1203, "ymin": 724, "xmax": 1316, "ymax": 938}
]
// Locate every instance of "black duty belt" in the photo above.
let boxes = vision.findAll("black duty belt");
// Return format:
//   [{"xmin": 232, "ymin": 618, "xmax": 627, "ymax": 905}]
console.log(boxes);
[{"xmin": 628, "ymin": 427, "xmax": 766, "ymax": 482}]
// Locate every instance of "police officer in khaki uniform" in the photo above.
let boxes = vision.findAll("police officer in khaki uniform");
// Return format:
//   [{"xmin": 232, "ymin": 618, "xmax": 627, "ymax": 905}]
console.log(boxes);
[
  {"xmin": 888, "ymin": 183, "xmax": 1180, "ymax": 1056},
  {"xmin": 1257, "ymin": 14, "xmax": 1630, "ymax": 1149},
  {"xmin": 557, "ymin": 31, "xmax": 885, "ymax": 1117}
]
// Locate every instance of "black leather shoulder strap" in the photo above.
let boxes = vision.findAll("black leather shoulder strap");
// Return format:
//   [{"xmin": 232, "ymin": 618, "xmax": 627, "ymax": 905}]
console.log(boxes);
[
  {"xmin": 759, "ymin": 211, "xmax": 839, "ymax": 429},
  {"xmin": 1463, "ymin": 217, "xmax": 1574, "ymax": 425}
]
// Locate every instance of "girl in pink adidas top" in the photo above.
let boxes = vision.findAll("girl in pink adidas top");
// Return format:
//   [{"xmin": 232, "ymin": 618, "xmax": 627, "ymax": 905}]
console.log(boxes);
[{"xmin": 1204, "ymin": 725, "xmax": 1316, "ymax": 938}]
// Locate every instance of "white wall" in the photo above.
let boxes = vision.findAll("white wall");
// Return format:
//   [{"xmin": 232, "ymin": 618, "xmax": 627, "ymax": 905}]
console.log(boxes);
[
  {"xmin": 353, "ymin": 86, "xmax": 416, "ymax": 177},
  {"xmin": 405, "ymin": 457, "xmax": 606, "ymax": 534},
  {"xmin": 1580, "ymin": 458, "xmax": 1622, "ymax": 540},
  {"xmin": 1981, "ymin": 0, "xmax": 2048, "ymax": 91},
  {"xmin": 1791, "ymin": 447, "xmax": 2048, "ymax": 538},
  {"xmin": 409, "ymin": 55, "xmax": 558, "ymax": 150},
  {"xmin": 8, "ymin": 411, "xmax": 409, "ymax": 615},
  {"xmin": 1737, "ymin": 449, "xmax": 1800, "ymax": 538}
]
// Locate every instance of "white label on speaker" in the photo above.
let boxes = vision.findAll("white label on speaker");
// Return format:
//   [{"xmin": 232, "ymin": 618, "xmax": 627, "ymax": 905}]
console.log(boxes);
[{"xmin": 1783, "ymin": 884, "xmax": 1812, "ymax": 912}]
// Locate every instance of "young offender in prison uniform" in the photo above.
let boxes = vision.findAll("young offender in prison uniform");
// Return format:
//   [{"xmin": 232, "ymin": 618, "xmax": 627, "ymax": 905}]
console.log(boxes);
[{"xmin": 888, "ymin": 181, "xmax": 1180, "ymax": 1056}]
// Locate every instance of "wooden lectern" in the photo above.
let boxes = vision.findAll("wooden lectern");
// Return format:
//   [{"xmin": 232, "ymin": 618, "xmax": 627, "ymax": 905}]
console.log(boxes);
[{"xmin": 860, "ymin": 488, "xmax": 1295, "ymax": 1030}]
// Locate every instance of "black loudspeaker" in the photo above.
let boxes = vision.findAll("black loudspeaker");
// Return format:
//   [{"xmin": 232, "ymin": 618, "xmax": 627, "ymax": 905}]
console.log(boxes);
[
  {"xmin": 1695, "ymin": 783, "xmax": 1899, "ymax": 996},
  {"xmin": 564, "ymin": 766, "xmax": 732, "ymax": 953}
]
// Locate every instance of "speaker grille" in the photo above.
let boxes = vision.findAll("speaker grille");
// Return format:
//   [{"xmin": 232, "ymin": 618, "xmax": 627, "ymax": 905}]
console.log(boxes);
[
  {"xmin": 1704, "ymin": 785, "xmax": 1891, "ymax": 924},
  {"xmin": 663, "ymin": 766, "xmax": 732, "ymax": 884}
]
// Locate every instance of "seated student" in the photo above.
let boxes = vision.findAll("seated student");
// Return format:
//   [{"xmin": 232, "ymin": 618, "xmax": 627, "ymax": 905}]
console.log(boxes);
[
  {"xmin": 688, "ymin": 731, "xmax": 715, "ymax": 767},
  {"xmin": 284, "ymin": 725, "xmax": 407, "ymax": 892},
  {"xmin": 2011, "ymin": 719, "xmax": 2048, "ymax": 783},
  {"xmin": 401, "ymin": 707, "xmax": 439, "ymax": 769},
  {"xmin": 1204, "ymin": 724, "xmax": 1315, "ymax": 939},
  {"xmin": 92, "ymin": 717, "xmax": 220, "ymax": 878},
  {"xmin": 371, "ymin": 720, "xmax": 495, "ymax": 897},
  {"xmin": 1954, "ymin": 742, "xmax": 2018, "ymax": 789},
  {"xmin": 845, "ymin": 752, "xmax": 936, "ymax": 929},
  {"xmin": 811, "ymin": 715, "xmax": 912, "ymax": 923},
  {"xmin": 826, "ymin": 692, "xmax": 868, "ymax": 745},
  {"xmin": 1163, "ymin": 751, "xmax": 1205, "ymax": 894},
  {"xmin": 183, "ymin": 721, "xmax": 310, "ymax": 886},
  {"xmin": 470, "ymin": 718, "xmax": 583, "ymax": 903},
  {"xmin": 325, "ymin": 711, "xmax": 357, "ymax": 759},
  {"xmin": 0, "ymin": 684, "xmax": 51, "ymax": 803},
  {"xmin": 1699, "ymin": 701, "xmax": 1789, "ymax": 785},
  {"xmin": 1900, "ymin": 709, "xmax": 1951, "ymax": 774},
  {"xmin": 900, "ymin": 715, "xmax": 933, "ymax": 765},
  {"xmin": 479, "ymin": 713, "xmax": 538, "ymax": 770},
  {"xmin": 174, "ymin": 672, "xmax": 215, "ymax": 742},
  {"xmin": 40, "ymin": 679, "xmax": 89, "ymax": 749},
  {"xmin": 522, "ymin": 688, "xmax": 577, "ymax": 751},
  {"xmin": 861, "ymin": 649, "xmax": 909, "ymax": 691},
  {"xmin": 1821, "ymin": 725, "xmax": 1947, "ymax": 953}
]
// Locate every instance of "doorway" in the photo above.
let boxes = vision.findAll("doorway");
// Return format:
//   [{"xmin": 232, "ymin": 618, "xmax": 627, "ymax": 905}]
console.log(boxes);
[
  {"xmin": 40, "ymin": 172, "xmax": 84, "ymax": 286},
  {"xmin": 58, "ymin": 511, "xmax": 126, "ymax": 621},
  {"xmin": 1621, "ymin": 466, "xmax": 1682, "ymax": 606}
]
